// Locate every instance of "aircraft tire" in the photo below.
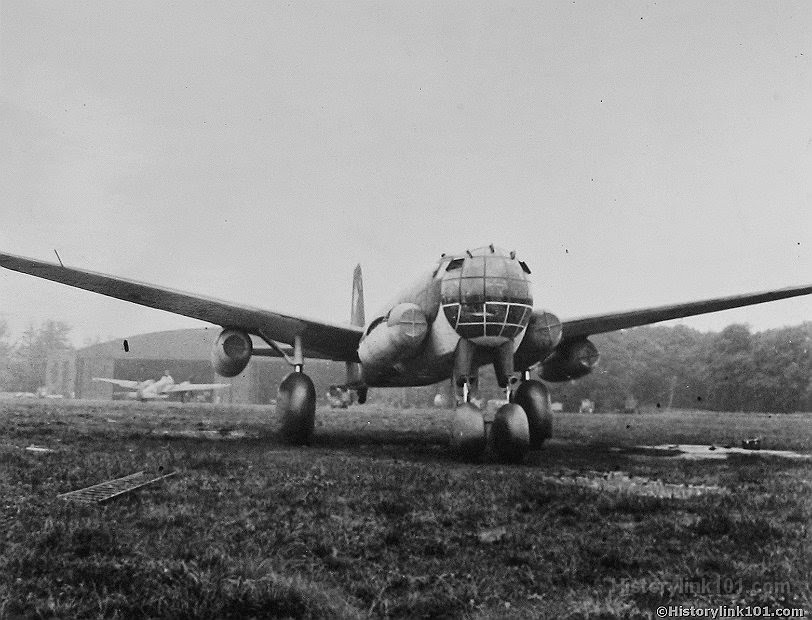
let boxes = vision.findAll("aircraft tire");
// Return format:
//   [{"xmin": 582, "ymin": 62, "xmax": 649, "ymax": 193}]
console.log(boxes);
[
  {"xmin": 491, "ymin": 403, "xmax": 530, "ymax": 463},
  {"xmin": 513, "ymin": 379, "xmax": 552, "ymax": 449},
  {"xmin": 450, "ymin": 403, "xmax": 486, "ymax": 459},
  {"xmin": 277, "ymin": 372, "xmax": 316, "ymax": 445},
  {"xmin": 357, "ymin": 387, "xmax": 368, "ymax": 404}
]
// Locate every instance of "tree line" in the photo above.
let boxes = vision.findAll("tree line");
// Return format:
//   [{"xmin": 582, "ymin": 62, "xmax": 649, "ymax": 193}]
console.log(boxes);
[
  {"xmin": 0, "ymin": 320, "xmax": 74, "ymax": 393},
  {"xmin": 548, "ymin": 323, "xmax": 811, "ymax": 413},
  {"xmin": 0, "ymin": 319, "xmax": 809, "ymax": 412}
]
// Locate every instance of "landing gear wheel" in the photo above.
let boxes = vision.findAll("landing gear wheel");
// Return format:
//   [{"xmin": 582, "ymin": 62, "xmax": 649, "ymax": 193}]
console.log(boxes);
[
  {"xmin": 450, "ymin": 403, "xmax": 486, "ymax": 459},
  {"xmin": 356, "ymin": 387, "xmax": 368, "ymax": 404},
  {"xmin": 491, "ymin": 403, "xmax": 530, "ymax": 463},
  {"xmin": 277, "ymin": 372, "xmax": 316, "ymax": 445},
  {"xmin": 513, "ymin": 379, "xmax": 552, "ymax": 449}
]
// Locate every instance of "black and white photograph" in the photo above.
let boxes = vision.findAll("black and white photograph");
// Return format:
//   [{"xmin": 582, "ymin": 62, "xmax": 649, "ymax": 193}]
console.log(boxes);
[{"xmin": 1, "ymin": 2, "xmax": 810, "ymax": 618}]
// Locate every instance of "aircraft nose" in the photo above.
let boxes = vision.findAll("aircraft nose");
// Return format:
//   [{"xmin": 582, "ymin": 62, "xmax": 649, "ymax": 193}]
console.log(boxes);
[{"xmin": 440, "ymin": 250, "xmax": 533, "ymax": 345}]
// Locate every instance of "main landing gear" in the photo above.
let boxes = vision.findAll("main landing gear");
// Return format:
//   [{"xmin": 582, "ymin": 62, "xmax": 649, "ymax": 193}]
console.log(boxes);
[
  {"xmin": 275, "ymin": 335, "xmax": 316, "ymax": 445},
  {"xmin": 450, "ymin": 341, "xmax": 552, "ymax": 462}
]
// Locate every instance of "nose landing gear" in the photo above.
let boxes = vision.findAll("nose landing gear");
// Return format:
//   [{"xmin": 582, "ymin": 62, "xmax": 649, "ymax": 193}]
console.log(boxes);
[
  {"xmin": 490, "ymin": 342, "xmax": 531, "ymax": 461},
  {"xmin": 491, "ymin": 402, "xmax": 530, "ymax": 462},
  {"xmin": 450, "ymin": 339, "xmax": 487, "ymax": 457},
  {"xmin": 450, "ymin": 401, "xmax": 487, "ymax": 457},
  {"xmin": 450, "ymin": 341, "xmax": 546, "ymax": 462},
  {"xmin": 449, "ymin": 341, "xmax": 553, "ymax": 462}
]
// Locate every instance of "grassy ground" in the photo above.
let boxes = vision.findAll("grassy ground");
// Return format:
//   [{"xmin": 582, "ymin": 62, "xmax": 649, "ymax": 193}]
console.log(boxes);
[{"xmin": 1, "ymin": 399, "xmax": 810, "ymax": 618}]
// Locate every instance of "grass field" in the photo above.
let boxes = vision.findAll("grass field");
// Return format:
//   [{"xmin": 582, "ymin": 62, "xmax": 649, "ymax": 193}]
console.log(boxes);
[{"xmin": 1, "ymin": 399, "xmax": 810, "ymax": 618}]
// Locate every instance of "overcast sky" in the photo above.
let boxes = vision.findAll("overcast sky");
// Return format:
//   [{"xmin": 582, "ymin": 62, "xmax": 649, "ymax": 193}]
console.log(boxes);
[{"xmin": 1, "ymin": 1, "xmax": 810, "ymax": 346}]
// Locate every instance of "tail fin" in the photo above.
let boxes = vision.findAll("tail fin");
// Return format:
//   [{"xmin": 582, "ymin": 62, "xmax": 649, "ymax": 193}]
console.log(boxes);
[
  {"xmin": 350, "ymin": 264, "xmax": 365, "ymax": 327},
  {"xmin": 346, "ymin": 264, "xmax": 365, "ymax": 391}
]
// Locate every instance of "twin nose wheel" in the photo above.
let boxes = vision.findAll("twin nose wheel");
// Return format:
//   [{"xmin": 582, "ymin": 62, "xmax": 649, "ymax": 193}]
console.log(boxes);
[
  {"xmin": 490, "ymin": 403, "xmax": 530, "ymax": 462},
  {"xmin": 450, "ymin": 379, "xmax": 553, "ymax": 462}
]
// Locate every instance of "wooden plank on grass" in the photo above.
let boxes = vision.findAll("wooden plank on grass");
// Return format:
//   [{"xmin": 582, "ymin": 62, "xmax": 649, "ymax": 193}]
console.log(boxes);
[{"xmin": 57, "ymin": 470, "xmax": 178, "ymax": 504}]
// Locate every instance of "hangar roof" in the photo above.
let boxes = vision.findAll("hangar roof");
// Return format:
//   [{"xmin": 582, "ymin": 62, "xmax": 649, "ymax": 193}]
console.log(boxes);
[
  {"xmin": 76, "ymin": 328, "xmax": 335, "ymax": 365},
  {"xmin": 77, "ymin": 328, "xmax": 227, "ymax": 360}
]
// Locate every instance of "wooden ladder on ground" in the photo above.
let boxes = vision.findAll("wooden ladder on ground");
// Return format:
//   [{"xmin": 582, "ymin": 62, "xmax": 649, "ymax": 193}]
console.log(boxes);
[{"xmin": 57, "ymin": 470, "xmax": 177, "ymax": 504}]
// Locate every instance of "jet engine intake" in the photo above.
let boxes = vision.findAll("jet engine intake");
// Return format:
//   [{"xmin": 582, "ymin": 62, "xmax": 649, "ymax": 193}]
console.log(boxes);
[
  {"xmin": 210, "ymin": 328, "xmax": 253, "ymax": 377},
  {"xmin": 358, "ymin": 303, "xmax": 428, "ymax": 369},
  {"xmin": 539, "ymin": 338, "xmax": 599, "ymax": 382}
]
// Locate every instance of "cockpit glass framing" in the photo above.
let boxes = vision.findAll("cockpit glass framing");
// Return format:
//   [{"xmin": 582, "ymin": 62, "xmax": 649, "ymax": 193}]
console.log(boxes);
[
  {"xmin": 461, "ymin": 256, "xmax": 485, "ymax": 278},
  {"xmin": 440, "ymin": 251, "xmax": 533, "ymax": 341}
]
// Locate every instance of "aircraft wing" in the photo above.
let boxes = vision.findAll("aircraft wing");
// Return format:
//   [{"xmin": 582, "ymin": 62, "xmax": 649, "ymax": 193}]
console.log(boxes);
[
  {"xmin": 0, "ymin": 251, "xmax": 363, "ymax": 362},
  {"xmin": 559, "ymin": 284, "xmax": 812, "ymax": 341},
  {"xmin": 163, "ymin": 383, "xmax": 231, "ymax": 393},
  {"xmin": 92, "ymin": 377, "xmax": 140, "ymax": 389}
]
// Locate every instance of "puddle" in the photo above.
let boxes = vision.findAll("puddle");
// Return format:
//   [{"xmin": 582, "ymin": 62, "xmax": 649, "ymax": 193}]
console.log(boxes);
[{"xmin": 635, "ymin": 444, "xmax": 811, "ymax": 461}]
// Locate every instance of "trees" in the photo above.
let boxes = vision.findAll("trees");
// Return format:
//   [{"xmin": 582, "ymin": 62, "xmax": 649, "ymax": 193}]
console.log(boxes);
[
  {"xmin": 702, "ymin": 323, "xmax": 811, "ymax": 413},
  {"xmin": 0, "ymin": 320, "xmax": 13, "ymax": 389},
  {"xmin": 548, "ymin": 325, "xmax": 708, "ymax": 412},
  {"xmin": 750, "ymin": 324, "xmax": 811, "ymax": 413},
  {"xmin": 705, "ymin": 324, "xmax": 756, "ymax": 412},
  {"xmin": 0, "ymin": 320, "xmax": 74, "ymax": 392},
  {"xmin": 546, "ymin": 322, "xmax": 810, "ymax": 413}
]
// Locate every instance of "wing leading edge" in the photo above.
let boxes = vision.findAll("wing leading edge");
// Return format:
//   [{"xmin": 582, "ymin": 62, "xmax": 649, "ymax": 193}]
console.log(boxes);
[
  {"xmin": 91, "ymin": 378, "xmax": 140, "ymax": 389},
  {"xmin": 0, "ymin": 251, "xmax": 363, "ymax": 362},
  {"xmin": 164, "ymin": 383, "xmax": 231, "ymax": 393},
  {"xmin": 559, "ymin": 284, "xmax": 812, "ymax": 341},
  {"xmin": 4, "ymin": 250, "xmax": 809, "ymax": 362}
]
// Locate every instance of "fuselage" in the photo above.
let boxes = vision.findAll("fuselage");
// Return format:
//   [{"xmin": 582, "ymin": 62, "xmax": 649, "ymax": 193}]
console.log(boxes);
[
  {"xmin": 359, "ymin": 246, "xmax": 534, "ymax": 387},
  {"xmin": 126, "ymin": 375, "xmax": 175, "ymax": 400}
]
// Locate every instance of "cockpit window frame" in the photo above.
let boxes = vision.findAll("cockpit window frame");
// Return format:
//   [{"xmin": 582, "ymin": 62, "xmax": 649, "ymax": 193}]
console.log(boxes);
[
  {"xmin": 433, "ymin": 258, "xmax": 451, "ymax": 278},
  {"xmin": 445, "ymin": 258, "xmax": 464, "ymax": 272}
]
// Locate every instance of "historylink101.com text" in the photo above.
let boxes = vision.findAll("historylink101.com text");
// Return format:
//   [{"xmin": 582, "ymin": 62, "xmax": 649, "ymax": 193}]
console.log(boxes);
[{"xmin": 604, "ymin": 575, "xmax": 793, "ymax": 597}]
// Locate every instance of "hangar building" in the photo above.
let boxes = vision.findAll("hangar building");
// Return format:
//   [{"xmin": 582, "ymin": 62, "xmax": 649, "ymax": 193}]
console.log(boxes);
[{"xmin": 45, "ymin": 328, "xmax": 346, "ymax": 404}]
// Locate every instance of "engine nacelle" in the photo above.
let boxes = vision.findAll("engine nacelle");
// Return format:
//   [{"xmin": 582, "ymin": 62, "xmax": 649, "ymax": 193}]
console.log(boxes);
[
  {"xmin": 513, "ymin": 310, "xmax": 563, "ymax": 369},
  {"xmin": 539, "ymin": 338, "xmax": 599, "ymax": 382},
  {"xmin": 210, "ymin": 328, "xmax": 253, "ymax": 377},
  {"xmin": 358, "ymin": 303, "xmax": 428, "ymax": 369}
]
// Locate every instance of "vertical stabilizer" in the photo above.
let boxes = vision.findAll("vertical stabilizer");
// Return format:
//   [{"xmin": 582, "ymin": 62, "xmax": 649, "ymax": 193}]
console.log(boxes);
[
  {"xmin": 350, "ymin": 264, "xmax": 365, "ymax": 327},
  {"xmin": 346, "ymin": 264, "xmax": 365, "ymax": 393}
]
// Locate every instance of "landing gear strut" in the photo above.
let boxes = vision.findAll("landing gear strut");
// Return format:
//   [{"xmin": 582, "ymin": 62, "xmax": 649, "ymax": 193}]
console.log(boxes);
[
  {"xmin": 449, "ymin": 340, "xmax": 486, "ymax": 458},
  {"xmin": 273, "ymin": 335, "xmax": 316, "ymax": 445}
]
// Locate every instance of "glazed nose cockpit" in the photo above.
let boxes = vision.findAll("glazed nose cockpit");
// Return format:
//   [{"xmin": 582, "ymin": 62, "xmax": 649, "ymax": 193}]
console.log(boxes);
[{"xmin": 440, "ymin": 246, "xmax": 533, "ymax": 346}]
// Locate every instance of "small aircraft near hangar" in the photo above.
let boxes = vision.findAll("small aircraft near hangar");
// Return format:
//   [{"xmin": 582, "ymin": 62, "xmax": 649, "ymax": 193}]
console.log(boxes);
[{"xmin": 92, "ymin": 373, "xmax": 230, "ymax": 401}]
